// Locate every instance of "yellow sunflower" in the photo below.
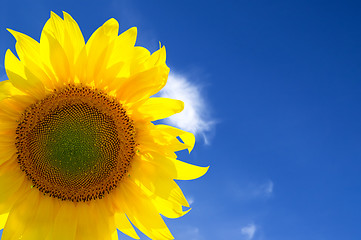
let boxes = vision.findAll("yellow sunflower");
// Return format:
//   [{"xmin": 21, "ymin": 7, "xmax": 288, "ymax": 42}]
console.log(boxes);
[{"xmin": 0, "ymin": 11, "xmax": 208, "ymax": 240}]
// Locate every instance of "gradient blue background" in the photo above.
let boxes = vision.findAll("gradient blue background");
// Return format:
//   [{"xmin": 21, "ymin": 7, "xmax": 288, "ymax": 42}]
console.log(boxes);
[{"xmin": 1, "ymin": 1, "xmax": 361, "ymax": 239}]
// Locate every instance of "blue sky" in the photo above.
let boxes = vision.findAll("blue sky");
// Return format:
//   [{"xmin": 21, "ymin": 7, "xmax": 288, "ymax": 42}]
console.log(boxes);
[{"xmin": 1, "ymin": 0, "xmax": 361, "ymax": 239}]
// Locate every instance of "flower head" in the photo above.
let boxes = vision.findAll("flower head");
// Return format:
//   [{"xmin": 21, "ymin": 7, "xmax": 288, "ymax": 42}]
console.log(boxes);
[{"xmin": 0, "ymin": 11, "xmax": 208, "ymax": 240}]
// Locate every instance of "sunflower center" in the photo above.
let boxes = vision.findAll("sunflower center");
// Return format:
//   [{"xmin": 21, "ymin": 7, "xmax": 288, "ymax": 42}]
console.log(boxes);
[
  {"xmin": 35, "ymin": 103, "xmax": 118, "ymax": 177},
  {"xmin": 16, "ymin": 85, "xmax": 136, "ymax": 202}
]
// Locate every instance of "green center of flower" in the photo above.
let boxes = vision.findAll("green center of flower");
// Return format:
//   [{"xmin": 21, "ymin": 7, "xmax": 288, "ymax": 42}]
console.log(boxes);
[
  {"xmin": 34, "ymin": 103, "xmax": 119, "ymax": 178},
  {"xmin": 46, "ymin": 117, "xmax": 103, "ymax": 176},
  {"xmin": 16, "ymin": 85, "xmax": 136, "ymax": 202},
  {"xmin": 47, "ymin": 114, "xmax": 104, "ymax": 175}
]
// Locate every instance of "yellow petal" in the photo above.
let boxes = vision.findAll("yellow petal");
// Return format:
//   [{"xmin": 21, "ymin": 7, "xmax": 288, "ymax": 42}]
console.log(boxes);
[
  {"xmin": 20, "ymin": 194, "xmax": 59, "ymax": 240},
  {"xmin": 39, "ymin": 12, "xmax": 85, "ymax": 84},
  {"xmin": 41, "ymin": 31, "xmax": 71, "ymax": 84},
  {"xmin": 117, "ymin": 179, "xmax": 174, "ymax": 240},
  {"xmin": 132, "ymin": 155, "xmax": 189, "ymax": 206},
  {"xmin": 47, "ymin": 202, "xmax": 77, "ymax": 240},
  {"xmin": 108, "ymin": 27, "xmax": 137, "ymax": 76},
  {"xmin": 0, "ymin": 96, "xmax": 35, "ymax": 137},
  {"xmin": 155, "ymin": 124, "xmax": 196, "ymax": 152},
  {"xmin": 0, "ymin": 144, "xmax": 16, "ymax": 164},
  {"xmin": 0, "ymin": 95, "xmax": 35, "ymax": 130},
  {"xmin": 0, "ymin": 80, "xmax": 24, "ymax": 101},
  {"xmin": 135, "ymin": 98, "xmax": 184, "ymax": 121},
  {"xmin": 0, "ymin": 122, "xmax": 17, "ymax": 137},
  {"xmin": 138, "ymin": 123, "xmax": 195, "ymax": 153},
  {"xmin": 62, "ymin": 11, "xmax": 85, "ymax": 64},
  {"xmin": 92, "ymin": 199, "xmax": 118, "ymax": 240},
  {"xmin": 114, "ymin": 213, "xmax": 140, "ymax": 239},
  {"xmin": 39, "ymin": 12, "xmax": 68, "ymax": 84},
  {"xmin": 74, "ymin": 203, "xmax": 93, "ymax": 240},
  {"xmin": 136, "ymin": 123, "xmax": 191, "ymax": 154},
  {"xmin": 133, "ymin": 46, "xmax": 151, "ymax": 65},
  {"xmin": 5, "ymin": 49, "xmax": 45, "ymax": 99},
  {"xmin": 137, "ymin": 141, "xmax": 184, "ymax": 159},
  {"xmin": 0, "ymin": 134, "xmax": 14, "ymax": 143},
  {"xmin": 131, "ymin": 158, "xmax": 190, "ymax": 219},
  {"xmin": 62, "ymin": 12, "xmax": 86, "ymax": 83},
  {"xmin": 0, "ymin": 212, "xmax": 9, "ymax": 229},
  {"xmin": 111, "ymin": 231, "xmax": 119, "ymax": 240},
  {"xmin": 116, "ymin": 26, "xmax": 137, "ymax": 52},
  {"xmin": 42, "ymin": 12, "xmax": 65, "ymax": 44},
  {"xmin": 150, "ymin": 196, "xmax": 190, "ymax": 219},
  {"xmin": 116, "ymin": 65, "xmax": 169, "ymax": 105},
  {"xmin": 7, "ymin": 29, "xmax": 55, "ymax": 90},
  {"xmin": 74, "ymin": 201, "xmax": 115, "ymax": 240},
  {"xmin": 0, "ymin": 127, "xmax": 15, "ymax": 140},
  {"xmin": 133, "ymin": 151, "xmax": 176, "ymax": 176},
  {"xmin": 87, "ymin": 18, "xmax": 119, "ymax": 48},
  {"xmin": 98, "ymin": 27, "xmax": 138, "ymax": 86},
  {"xmin": 86, "ymin": 18, "xmax": 119, "ymax": 83},
  {"xmin": 130, "ymin": 46, "xmax": 166, "ymax": 75},
  {"xmin": 73, "ymin": 45, "xmax": 87, "ymax": 83},
  {"xmin": 145, "ymin": 46, "xmax": 167, "ymax": 68},
  {"xmin": 135, "ymin": 150, "xmax": 208, "ymax": 181},
  {"xmin": 171, "ymin": 158, "xmax": 209, "ymax": 180},
  {"xmin": 0, "ymin": 95, "xmax": 30, "ymax": 115},
  {"xmin": 2, "ymin": 189, "xmax": 41, "ymax": 240},
  {"xmin": 0, "ymin": 159, "xmax": 27, "ymax": 215},
  {"xmin": 7, "ymin": 29, "xmax": 39, "ymax": 62}
]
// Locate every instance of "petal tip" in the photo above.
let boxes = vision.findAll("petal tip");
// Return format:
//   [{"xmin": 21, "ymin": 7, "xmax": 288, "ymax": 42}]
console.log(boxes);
[{"xmin": 7, "ymin": 29, "xmax": 19, "ymax": 40}]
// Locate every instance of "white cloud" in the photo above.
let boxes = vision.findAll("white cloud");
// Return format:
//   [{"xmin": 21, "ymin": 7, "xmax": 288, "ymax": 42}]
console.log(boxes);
[
  {"xmin": 241, "ymin": 224, "xmax": 257, "ymax": 240},
  {"xmin": 174, "ymin": 226, "xmax": 203, "ymax": 240},
  {"xmin": 158, "ymin": 72, "xmax": 214, "ymax": 144},
  {"xmin": 187, "ymin": 196, "xmax": 195, "ymax": 205},
  {"xmin": 259, "ymin": 180, "xmax": 273, "ymax": 196},
  {"xmin": 230, "ymin": 180, "xmax": 274, "ymax": 201}
]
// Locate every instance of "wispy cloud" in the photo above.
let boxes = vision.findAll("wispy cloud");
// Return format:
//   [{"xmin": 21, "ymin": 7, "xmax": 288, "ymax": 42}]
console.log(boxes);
[
  {"xmin": 230, "ymin": 180, "xmax": 274, "ymax": 201},
  {"xmin": 158, "ymin": 72, "xmax": 215, "ymax": 144},
  {"xmin": 241, "ymin": 224, "xmax": 257, "ymax": 240},
  {"xmin": 258, "ymin": 180, "xmax": 273, "ymax": 196},
  {"xmin": 187, "ymin": 196, "xmax": 195, "ymax": 205},
  {"xmin": 174, "ymin": 226, "xmax": 204, "ymax": 240},
  {"xmin": 217, "ymin": 221, "xmax": 262, "ymax": 240}
]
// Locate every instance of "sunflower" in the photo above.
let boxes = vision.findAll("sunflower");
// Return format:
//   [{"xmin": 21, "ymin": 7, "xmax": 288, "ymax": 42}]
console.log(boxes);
[{"xmin": 0, "ymin": 12, "xmax": 208, "ymax": 240}]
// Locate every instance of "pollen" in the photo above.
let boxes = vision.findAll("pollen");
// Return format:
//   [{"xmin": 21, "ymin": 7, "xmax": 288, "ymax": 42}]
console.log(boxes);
[{"xmin": 15, "ymin": 84, "xmax": 137, "ymax": 202}]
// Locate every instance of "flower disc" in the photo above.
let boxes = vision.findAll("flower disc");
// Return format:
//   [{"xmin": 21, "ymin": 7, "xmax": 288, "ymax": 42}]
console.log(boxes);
[{"xmin": 15, "ymin": 85, "xmax": 136, "ymax": 202}]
